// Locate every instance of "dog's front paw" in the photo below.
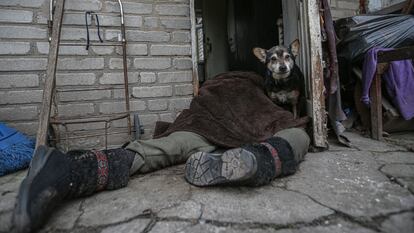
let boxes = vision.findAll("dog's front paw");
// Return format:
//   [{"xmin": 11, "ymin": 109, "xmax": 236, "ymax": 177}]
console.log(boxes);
[{"xmin": 274, "ymin": 91, "xmax": 288, "ymax": 104}]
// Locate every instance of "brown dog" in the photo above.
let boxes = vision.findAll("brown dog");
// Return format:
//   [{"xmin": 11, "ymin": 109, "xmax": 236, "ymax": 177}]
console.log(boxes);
[{"xmin": 253, "ymin": 40, "xmax": 305, "ymax": 118}]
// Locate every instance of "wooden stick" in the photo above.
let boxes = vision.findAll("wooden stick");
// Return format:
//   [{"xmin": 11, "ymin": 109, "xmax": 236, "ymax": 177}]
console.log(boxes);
[
  {"xmin": 190, "ymin": 0, "xmax": 200, "ymax": 96},
  {"xmin": 370, "ymin": 63, "xmax": 387, "ymax": 141},
  {"xmin": 36, "ymin": 0, "xmax": 66, "ymax": 148}
]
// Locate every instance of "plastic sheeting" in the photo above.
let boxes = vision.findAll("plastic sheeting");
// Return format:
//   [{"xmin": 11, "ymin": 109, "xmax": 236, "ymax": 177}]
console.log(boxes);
[{"xmin": 336, "ymin": 14, "xmax": 414, "ymax": 62}]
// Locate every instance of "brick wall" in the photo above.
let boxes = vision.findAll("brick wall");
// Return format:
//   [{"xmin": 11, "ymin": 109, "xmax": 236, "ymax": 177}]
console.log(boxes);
[
  {"xmin": 329, "ymin": 0, "xmax": 360, "ymax": 20},
  {"xmin": 367, "ymin": 0, "xmax": 406, "ymax": 12},
  {"xmin": 0, "ymin": 0, "xmax": 193, "ymax": 149}
]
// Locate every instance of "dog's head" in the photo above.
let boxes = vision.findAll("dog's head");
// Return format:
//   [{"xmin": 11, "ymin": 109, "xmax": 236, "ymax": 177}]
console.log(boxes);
[{"xmin": 253, "ymin": 39, "xmax": 300, "ymax": 81}]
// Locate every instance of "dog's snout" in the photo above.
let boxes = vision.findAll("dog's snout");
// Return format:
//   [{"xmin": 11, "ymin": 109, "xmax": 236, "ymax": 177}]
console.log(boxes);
[{"xmin": 279, "ymin": 65, "xmax": 287, "ymax": 72}]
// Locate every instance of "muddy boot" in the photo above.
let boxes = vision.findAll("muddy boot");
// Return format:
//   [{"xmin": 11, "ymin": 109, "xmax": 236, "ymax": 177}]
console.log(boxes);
[
  {"xmin": 184, "ymin": 128, "xmax": 309, "ymax": 187},
  {"xmin": 12, "ymin": 145, "xmax": 135, "ymax": 233}
]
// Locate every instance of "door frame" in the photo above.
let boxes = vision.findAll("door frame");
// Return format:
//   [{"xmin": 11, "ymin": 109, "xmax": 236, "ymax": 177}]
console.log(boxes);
[{"xmin": 189, "ymin": 0, "xmax": 327, "ymax": 148}]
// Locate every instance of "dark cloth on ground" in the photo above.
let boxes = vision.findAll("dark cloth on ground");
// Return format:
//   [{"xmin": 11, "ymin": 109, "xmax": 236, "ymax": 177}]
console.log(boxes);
[{"xmin": 153, "ymin": 71, "xmax": 309, "ymax": 148}]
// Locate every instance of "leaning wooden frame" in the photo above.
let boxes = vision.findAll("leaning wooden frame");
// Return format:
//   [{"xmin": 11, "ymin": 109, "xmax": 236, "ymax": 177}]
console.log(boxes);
[{"xmin": 36, "ymin": 0, "xmax": 136, "ymax": 151}]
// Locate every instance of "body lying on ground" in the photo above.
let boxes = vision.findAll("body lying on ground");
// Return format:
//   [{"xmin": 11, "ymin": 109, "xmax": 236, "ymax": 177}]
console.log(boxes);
[{"xmin": 12, "ymin": 71, "xmax": 310, "ymax": 233}]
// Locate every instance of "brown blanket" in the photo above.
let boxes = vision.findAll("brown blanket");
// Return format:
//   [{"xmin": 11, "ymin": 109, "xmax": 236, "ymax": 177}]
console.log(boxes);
[{"xmin": 153, "ymin": 71, "xmax": 309, "ymax": 148}]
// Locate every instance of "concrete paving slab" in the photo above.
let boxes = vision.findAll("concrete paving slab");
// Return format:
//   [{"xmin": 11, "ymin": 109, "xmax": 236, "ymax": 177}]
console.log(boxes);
[
  {"xmin": 386, "ymin": 132, "xmax": 414, "ymax": 152},
  {"xmin": 149, "ymin": 221, "xmax": 191, "ymax": 233},
  {"xmin": 78, "ymin": 172, "xmax": 191, "ymax": 227},
  {"xmin": 39, "ymin": 200, "xmax": 83, "ymax": 232},
  {"xmin": 0, "ymin": 170, "xmax": 25, "ymax": 186},
  {"xmin": 381, "ymin": 164, "xmax": 414, "ymax": 178},
  {"xmin": 184, "ymin": 224, "xmax": 274, "ymax": 233},
  {"xmin": 0, "ymin": 211, "xmax": 13, "ymax": 233},
  {"xmin": 190, "ymin": 185, "xmax": 334, "ymax": 225},
  {"xmin": 149, "ymin": 221, "xmax": 273, "ymax": 233},
  {"xmin": 1, "ymin": 133, "xmax": 413, "ymax": 233},
  {"xmin": 287, "ymin": 151, "xmax": 414, "ymax": 218},
  {"xmin": 328, "ymin": 138, "xmax": 358, "ymax": 152},
  {"xmin": 158, "ymin": 199, "xmax": 202, "ymax": 219},
  {"xmin": 275, "ymin": 220, "xmax": 376, "ymax": 233},
  {"xmin": 373, "ymin": 152, "xmax": 414, "ymax": 164},
  {"xmin": 344, "ymin": 132, "xmax": 406, "ymax": 152},
  {"xmin": 0, "ymin": 171, "xmax": 25, "ymax": 218},
  {"xmin": 100, "ymin": 218, "xmax": 151, "ymax": 233},
  {"xmin": 396, "ymin": 178, "xmax": 414, "ymax": 193},
  {"xmin": 380, "ymin": 212, "xmax": 414, "ymax": 233}
]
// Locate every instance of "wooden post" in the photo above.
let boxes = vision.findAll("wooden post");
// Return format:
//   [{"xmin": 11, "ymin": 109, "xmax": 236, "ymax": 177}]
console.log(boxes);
[
  {"xmin": 306, "ymin": 0, "xmax": 327, "ymax": 148},
  {"xmin": 370, "ymin": 63, "xmax": 386, "ymax": 140},
  {"xmin": 190, "ymin": 0, "xmax": 200, "ymax": 96},
  {"xmin": 35, "ymin": 0, "xmax": 66, "ymax": 148}
]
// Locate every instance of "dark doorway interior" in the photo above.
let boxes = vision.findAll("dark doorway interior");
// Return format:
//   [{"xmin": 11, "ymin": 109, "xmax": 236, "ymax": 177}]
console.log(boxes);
[{"xmin": 195, "ymin": 0, "xmax": 283, "ymax": 82}]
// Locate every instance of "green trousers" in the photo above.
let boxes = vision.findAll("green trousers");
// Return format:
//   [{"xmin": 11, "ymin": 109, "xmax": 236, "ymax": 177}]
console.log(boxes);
[{"xmin": 127, "ymin": 128, "xmax": 310, "ymax": 175}]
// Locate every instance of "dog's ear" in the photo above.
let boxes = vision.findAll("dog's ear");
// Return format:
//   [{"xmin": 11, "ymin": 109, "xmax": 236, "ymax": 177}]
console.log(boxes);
[
  {"xmin": 253, "ymin": 47, "xmax": 267, "ymax": 63},
  {"xmin": 289, "ymin": 39, "xmax": 300, "ymax": 58}
]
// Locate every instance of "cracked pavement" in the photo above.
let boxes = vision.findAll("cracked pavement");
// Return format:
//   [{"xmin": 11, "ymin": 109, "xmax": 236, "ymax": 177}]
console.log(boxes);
[{"xmin": 1, "ymin": 132, "xmax": 413, "ymax": 233}]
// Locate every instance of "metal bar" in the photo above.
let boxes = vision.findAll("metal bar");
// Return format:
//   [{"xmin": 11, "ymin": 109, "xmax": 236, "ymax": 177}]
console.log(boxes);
[
  {"xmin": 36, "ymin": 0, "xmax": 66, "ymax": 148},
  {"xmin": 52, "ymin": 112, "xmax": 130, "ymax": 121},
  {"xmin": 118, "ymin": 0, "xmax": 125, "ymax": 25},
  {"xmin": 49, "ymin": 129, "xmax": 136, "ymax": 141},
  {"xmin": 50, "ymin": 113, "xmax": 129, "ymax": 125},
  {"xmin": 88, "ymin": 12, "xmax": 121, "ymax": 16},
  {"xmin": 59, "ymin": 42, "xmax": 122, "ymax": 46},
  {"xmin": 48, "ymin": 0, "xmax": 54, "ymax": 42},
  {"xmin": 105, "ymin": 121, "xmax": 109, "ymax": 150},
  {"xmin": 63, "ymin": 124, "xmax": 69, "ymax": 152},
  {"xmin": 119, "ymin": 0, "xmax": 132, "ymax": 137},
  {"xmin": 56, "ymin": 86, "xmax": 126, "ymax": 92}
]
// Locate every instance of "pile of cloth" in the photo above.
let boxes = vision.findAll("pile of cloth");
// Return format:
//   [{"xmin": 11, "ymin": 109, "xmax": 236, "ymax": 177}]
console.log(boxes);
[{"xmin": 153, "ymin": 71, "xmax": 309, "ymax": 148}]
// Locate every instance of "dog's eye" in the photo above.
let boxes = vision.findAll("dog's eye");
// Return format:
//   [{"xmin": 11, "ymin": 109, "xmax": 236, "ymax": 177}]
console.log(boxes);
[
  {"xmin": 285, "ymin": 55, "xmax": 291, "ymax": 59},
  {"xmin": 271, "ymin": 57, "xmax": 277, "ymax": 61}
]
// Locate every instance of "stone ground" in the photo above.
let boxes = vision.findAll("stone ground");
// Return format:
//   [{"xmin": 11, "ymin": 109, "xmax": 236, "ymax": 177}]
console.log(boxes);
[{"xmin": 1, "ymin": 131, "xmax": 413, "ymax": 233}]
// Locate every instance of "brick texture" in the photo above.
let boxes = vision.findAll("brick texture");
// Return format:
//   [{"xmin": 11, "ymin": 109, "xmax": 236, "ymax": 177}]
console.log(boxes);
[
  {"xmin": 0, "ymin": 0, "xmax": 193, "ymax": 149},
  {"xmin": 329, "ymin": 0, "xmax": 360, "ymax": 19}
]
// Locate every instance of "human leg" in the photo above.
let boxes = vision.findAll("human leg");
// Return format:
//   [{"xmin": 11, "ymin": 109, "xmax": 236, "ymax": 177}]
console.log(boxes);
[
  {"xmin": 12, "ymin": 146, "xmax": 135, "ymax": 233},
  {"xmin": 127, "ymin": 131, "xmax": 217, "ymax": 174},
  {"xmin": 184, "ymin": 128, "xmax": 310, "ymax": 187},
  {"xmin": 12, "ymin": 131, "xmax": 216, "ymax": 232}
]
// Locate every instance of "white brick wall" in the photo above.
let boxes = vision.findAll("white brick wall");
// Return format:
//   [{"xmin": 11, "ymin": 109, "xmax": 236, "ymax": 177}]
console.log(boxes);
[
  {"xmin": 329, "ymin": 0, "xmax": 360, "ymax": 20},
  {"xmin": 0, "ymin": 0, "xmax": 193, "ymax": 149}
]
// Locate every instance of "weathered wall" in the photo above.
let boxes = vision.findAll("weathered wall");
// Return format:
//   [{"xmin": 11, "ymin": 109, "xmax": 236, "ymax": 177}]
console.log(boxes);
[
  {"xmin": 329, "ymin": 0, "xmax": 407, "ymax": 19},
  {"xmin": 367, "ymin": 0, "xmax": 406, "ymax": 12},
  {"xmin": 0, "ymin": 0, "xmax": 193, "ymax": 149},
  {"xmin": 329, "ymin": 0, "xmax": 360, "ymax": 20}
]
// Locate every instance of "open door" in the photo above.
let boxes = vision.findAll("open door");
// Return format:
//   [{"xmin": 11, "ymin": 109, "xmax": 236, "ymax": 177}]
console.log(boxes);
[
  {"xmin": 282, "ymin": 0, "xmax": 327, "ymax": 148},
  {"xmin": 201, "ymin": 0, "xmax": 229, "ymax": 79},
  {"xmin": 190, "ymin": 0, "xmax": 327, "ymax": 148}
]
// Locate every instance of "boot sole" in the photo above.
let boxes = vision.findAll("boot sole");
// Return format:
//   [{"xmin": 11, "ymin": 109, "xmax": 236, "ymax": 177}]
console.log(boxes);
[
  {"xmin": 12, "ymin": 146, "xmax": 55, "ymax": 233},
  {"xmin": 185, "ymin": 148, "xmax": 257, "ymax": 186}
]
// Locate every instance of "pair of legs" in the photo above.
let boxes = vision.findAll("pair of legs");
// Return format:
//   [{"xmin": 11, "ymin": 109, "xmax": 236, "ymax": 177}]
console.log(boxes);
[
  {"xmin": 127, "ymin": 129, "xmax": 310, "ymax": 185},
  {"xmin": 12, "ymin": 128, "xmax": 310, "ymax": 233}
]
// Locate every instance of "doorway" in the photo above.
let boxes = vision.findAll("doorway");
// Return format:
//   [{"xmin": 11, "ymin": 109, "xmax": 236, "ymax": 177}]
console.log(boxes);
[
  {"xmin": 191, "ymin": 0, "xmax": 327, "ymax": 148},
  {"xmin": 195, "ymin": 0, "xmax": 283, "ymax": 83}
]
